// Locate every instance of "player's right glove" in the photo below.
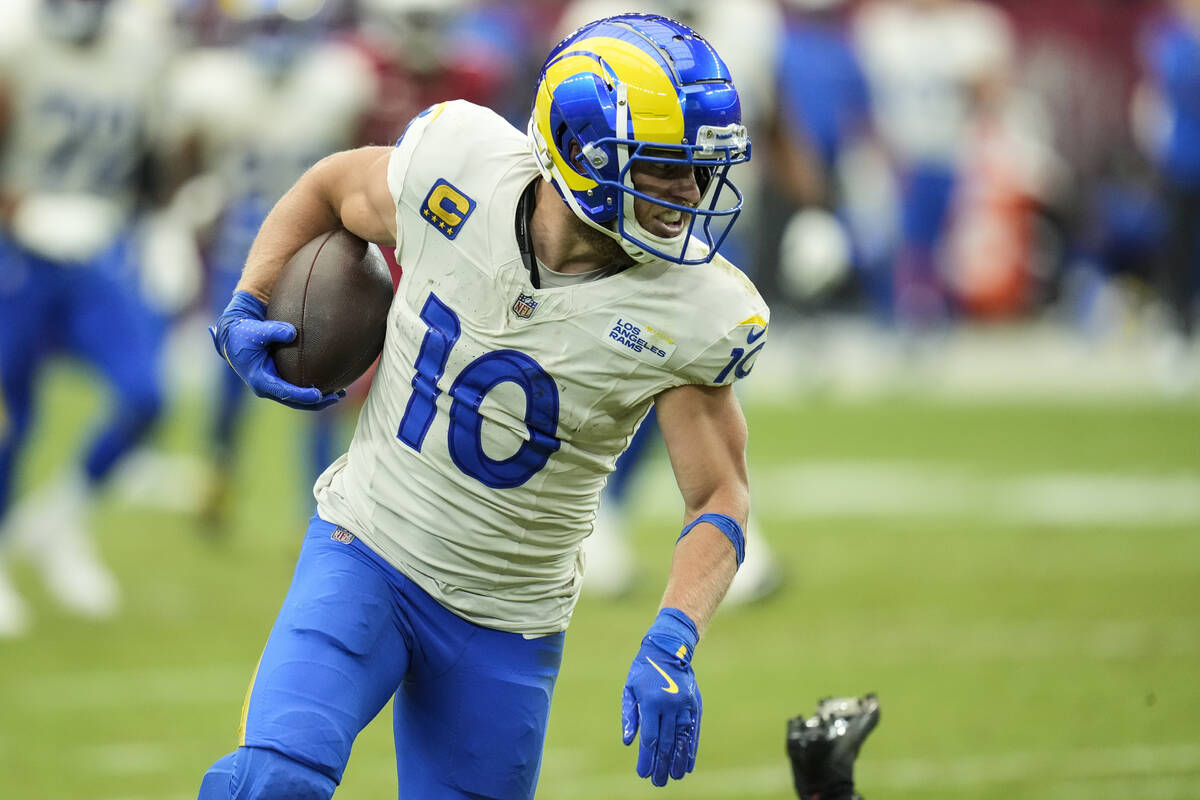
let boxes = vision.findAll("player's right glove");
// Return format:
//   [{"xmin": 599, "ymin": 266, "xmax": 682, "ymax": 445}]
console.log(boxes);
[
  {"xmin": 786, "ymin": 693, "xmax": 880, "ymax": 800},
  {"xmin": 210, "ymin": 290, "xmax": 343, "ymax": 410}
]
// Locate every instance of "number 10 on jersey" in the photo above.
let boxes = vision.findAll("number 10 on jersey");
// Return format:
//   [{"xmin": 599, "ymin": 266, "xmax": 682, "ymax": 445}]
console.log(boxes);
[{"xmin": 397, "ymin": 293, "xmax": 561, "ymax": 489}]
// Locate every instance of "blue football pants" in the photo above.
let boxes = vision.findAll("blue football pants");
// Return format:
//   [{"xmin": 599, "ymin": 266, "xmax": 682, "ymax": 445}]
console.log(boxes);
[
  {"xmin": 198, "ymin": 515, "xmax": 564, "ymax": 800},
  {"xmin": 0, "ymin": 237, "xmax": 164, "ymax": 523}
]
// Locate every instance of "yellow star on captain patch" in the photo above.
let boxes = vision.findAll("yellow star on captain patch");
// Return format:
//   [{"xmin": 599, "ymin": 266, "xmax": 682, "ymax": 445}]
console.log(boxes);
[
  {"xmin": 438, "ymin": 221, "xmax": 446, "ymax": 229},
  {"xmin": 422, "ymin": 208, "xmax": 430, "ymax": 217},
  {"xmin": 446, "ymin": 227, "xmax": 455, "ymax": 236}
]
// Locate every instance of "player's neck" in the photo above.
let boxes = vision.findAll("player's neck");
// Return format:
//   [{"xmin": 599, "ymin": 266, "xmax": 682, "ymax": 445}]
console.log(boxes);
[{"xmin": 530, "ymin": 179, "xmax": 630, "ymax": 275}]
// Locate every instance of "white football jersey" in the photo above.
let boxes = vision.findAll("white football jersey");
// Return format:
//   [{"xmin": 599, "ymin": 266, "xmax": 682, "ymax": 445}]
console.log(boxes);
[
  {"xmin": 314, "ymin": 101, "xmax": 769, "ymax": 635},
  {"xmin": 0, "ymin": 0, "xmax": 175, "ymax": 261},
  {"xmin": 854, "ymin": 0, "xmax": 1014, "ymax": 164}
]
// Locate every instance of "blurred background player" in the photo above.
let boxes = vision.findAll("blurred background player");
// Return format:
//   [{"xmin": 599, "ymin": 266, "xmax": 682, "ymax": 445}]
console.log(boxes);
[
  {"xmin": 1140, "ymin": 0, "xmax": 1200, "ymax": 390},
  {"xmin": 853, "ymin": 0, "xmax": 1015, "ymax": 333},
  {"xmin": 166, "ymin": 0, "xmax": 378, "ymax": 529},
  {"xmin": 767, "ymin": 0, "xmax": 883, "ymax": 312},
  {"xmin": 0, "ymin": 0, "xmax": 180, "ymax": 636},
  {"xmin": 787, "ymin": 693, "xmax": 881, "ymax": 800},
  {"xmin": 556, "ymin": 0, "xmax": 785, "ymax": 605}
]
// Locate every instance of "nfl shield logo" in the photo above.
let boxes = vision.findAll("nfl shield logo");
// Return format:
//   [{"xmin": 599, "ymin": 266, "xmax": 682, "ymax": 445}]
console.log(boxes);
[{"xmin": 513, "ymin": 292, "xmax": 539, "ymax": 319}]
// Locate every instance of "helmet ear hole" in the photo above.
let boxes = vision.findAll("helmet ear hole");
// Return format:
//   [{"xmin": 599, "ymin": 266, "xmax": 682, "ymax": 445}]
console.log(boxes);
[
  {"xmin": 553, "ymin": 125, "xmax": 587, "ymax": 175},
  {"xmin": 566, "ymin": 140, "xmax": 588, "ymax": 176}
]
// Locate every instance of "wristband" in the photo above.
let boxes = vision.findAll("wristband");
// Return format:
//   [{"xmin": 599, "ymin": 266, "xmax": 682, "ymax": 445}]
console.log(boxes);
[
  {"xmin": 646, "ymin": 607, "xmax": 700, "ymax": 663},
  {"xmin": 677, "ymin": 513, "xmax": 745, "ymax": 567}
]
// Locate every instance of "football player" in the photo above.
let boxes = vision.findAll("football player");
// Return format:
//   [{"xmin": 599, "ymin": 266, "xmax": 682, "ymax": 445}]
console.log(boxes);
[
  {"xmin": 1143, "ymin": 0, "xmax": 1200, "ymax": 389},
  {"xmin": 201, "ymin": 13, "xmax": 766, "ymax": 799},
  {"xmin": 0, "ymin": 0, "xmax": 178, "ymax": 635},
  {"xmin": 788, "ymin": 694, "xmax": 881, "ymax": 800},
  {"xmin": 853, "ymin": 0, "xmax": 1015, "ymax": 329}
]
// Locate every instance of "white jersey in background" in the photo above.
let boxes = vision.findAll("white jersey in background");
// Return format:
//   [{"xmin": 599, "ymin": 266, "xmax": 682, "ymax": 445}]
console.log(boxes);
[
  {"xmin": 165, "ymin": 39, "xmax": 378, "ymax": 262},
  {"xmin": 315, "ymin": 101, "xmax": 769, "ymax": 635},
  {"xmin": 854, "ymin": 0, "xmax": 1014, "ymax": 166},
  {"xmin": 0, "ymin": 0, "xmax": 176, "ymax": 262}
]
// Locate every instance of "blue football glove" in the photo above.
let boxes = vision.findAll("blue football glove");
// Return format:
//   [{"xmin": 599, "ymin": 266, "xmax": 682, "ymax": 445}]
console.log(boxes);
[
  {"xmin": 621, "ymin": 607, "xmax": 702, "ymax": 787},
  {"xmin": 210, "ymin": 290, "xmax": 344, "ymax": 411}
]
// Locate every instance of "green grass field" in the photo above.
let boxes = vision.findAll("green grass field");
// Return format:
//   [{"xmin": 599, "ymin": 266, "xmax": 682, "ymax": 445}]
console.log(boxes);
[{"xmin": 1, "ymin": 367, "xmax": 1198, "ymax": 799}]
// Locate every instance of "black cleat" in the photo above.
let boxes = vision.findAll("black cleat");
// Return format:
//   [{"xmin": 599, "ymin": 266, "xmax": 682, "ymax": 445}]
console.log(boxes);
[{"xmin": 786, "ymin": 693, "xmax": 880, "ymax": 800}]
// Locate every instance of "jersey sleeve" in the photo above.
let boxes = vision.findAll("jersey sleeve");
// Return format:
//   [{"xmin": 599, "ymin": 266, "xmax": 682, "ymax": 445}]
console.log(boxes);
[
  {"xmin": 385, "ymin": 101, "xmax": 449, "ymax": 252},
  {"xmin": 680, "ymin": 308, "xmax": 770, "ymax": 388},
  {"xmin": 674, "ymin": 258, "xmax": 771, "ymax": 388},
  {"xmin": 385, "ymin": 100, "xmax": 527, "ymax": 271}
]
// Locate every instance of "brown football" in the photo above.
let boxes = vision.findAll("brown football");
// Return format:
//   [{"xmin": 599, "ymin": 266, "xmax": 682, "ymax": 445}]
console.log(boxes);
[{"xmin": 266, "ymin": 229, "xmax": 394, "ymax": 395}]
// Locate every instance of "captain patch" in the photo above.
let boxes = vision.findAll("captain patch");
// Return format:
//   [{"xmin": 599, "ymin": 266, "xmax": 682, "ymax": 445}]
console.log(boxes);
[
  {"xmin": 603, "ymin": 316, "xmax": 676, "ymax": 364},
  {"xmin": 421, "ymin": 179, "xmax": 476, "ymax": 240}
]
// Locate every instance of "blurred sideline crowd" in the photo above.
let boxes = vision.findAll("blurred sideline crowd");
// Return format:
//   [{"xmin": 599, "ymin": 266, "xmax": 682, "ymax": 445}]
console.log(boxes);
[
  {"xmin": 4, "ymin": 0, "xmax": 1200, "ymax": 341},
  {"xmin": 1, "ymin": 0, "xmax": 1198, "ymax": 637}
]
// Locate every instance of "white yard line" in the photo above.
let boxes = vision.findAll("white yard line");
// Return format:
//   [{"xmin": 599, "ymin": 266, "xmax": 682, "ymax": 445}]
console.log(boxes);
[
  {"xmin": 696, "ymin": 617, "xmax": 1200, "ymax": 668},
  {"xmin": 746, "ymin": 318, "xmax": 1200, "ymax": 403},
  {"xmin": 77, "ymin": 743, "xmax": 175, "ymax": 776},
  {"xmin": 635, "ymin": 461, "xmax": 1200, "ymax": 527}
]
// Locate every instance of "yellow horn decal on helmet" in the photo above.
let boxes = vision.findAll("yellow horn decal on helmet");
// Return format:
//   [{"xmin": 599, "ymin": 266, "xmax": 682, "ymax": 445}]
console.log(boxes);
[
  {"xmin": 576, "ymin": 36, "xmax": 684, "ymax": 143},
  {"xmin": 535, "ymin": 53, "xmax": 607, "ymax": 192},
  {"xmin": 536, "ymin": 35, "xmax": 685, "ymax": 192}
]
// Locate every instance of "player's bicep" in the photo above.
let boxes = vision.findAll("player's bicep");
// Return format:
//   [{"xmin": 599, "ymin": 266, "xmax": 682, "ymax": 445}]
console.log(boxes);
[
  {"xmin": 655, "ymin": 383, "xmax": 749, "ymax": 519},
  {"xmin": 310, "ymin": 146, "xmax": 397, "ymax": 248}
]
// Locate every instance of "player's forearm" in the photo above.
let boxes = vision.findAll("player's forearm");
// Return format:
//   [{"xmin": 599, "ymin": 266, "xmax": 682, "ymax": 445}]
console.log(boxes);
[
  {"xmin": 659, "ymin": 493, "xmax": 748, "ymax": 636},
  {"xmin": 235, "ymin": 169, "xmax": 342, "ymax": 303}
]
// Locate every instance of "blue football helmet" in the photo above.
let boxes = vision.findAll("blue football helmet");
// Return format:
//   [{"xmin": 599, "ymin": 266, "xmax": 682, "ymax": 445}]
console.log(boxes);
[{"xmin": 529, "ymin": 14, "xmax": 751, "ymax": 265}]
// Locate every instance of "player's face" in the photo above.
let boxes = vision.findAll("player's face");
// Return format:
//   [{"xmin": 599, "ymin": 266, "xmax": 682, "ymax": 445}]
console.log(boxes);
[{"xmin": 629, "ymin": 160, "xmax": 702, "ymax": 239}]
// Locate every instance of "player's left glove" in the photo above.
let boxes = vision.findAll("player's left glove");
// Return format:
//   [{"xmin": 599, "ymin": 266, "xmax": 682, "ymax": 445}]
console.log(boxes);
[
  {"xmin": 210, "ymin": 290, "xmax": 344, "ymax": 411},
  {"xmin": 621, "ymin": 607, "xmax": 702, "ymax": 787}
]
